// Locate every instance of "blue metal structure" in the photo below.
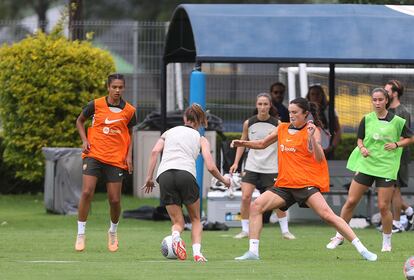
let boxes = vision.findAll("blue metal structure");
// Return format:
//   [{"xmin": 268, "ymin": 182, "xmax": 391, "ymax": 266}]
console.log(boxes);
[
  {"xmin": 160, "ymin": 4, "xmax": 414, "ymax": 205},
  {"xmin": 164, "ymin": 4, "xmax": 414, "ymax": 64},
  {"xmin": 189, "ymin": 69, "xmax": 206, "ymax": 214}
]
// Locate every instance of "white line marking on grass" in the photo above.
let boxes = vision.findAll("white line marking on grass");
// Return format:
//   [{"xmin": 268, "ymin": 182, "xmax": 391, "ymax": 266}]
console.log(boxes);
[
  {"xmin": 19, "ymin": 260, "xmax": 80, "ymax": 263},
  {"xmin": 219, "ymin": 234, "xmax": 232, "ymax": 237},
  {"xmin": 136, "ymin": 260, "xmax": 240, "ymax": 263},
  {"xmin": 136, "ymin": 260, "xmax": 181, "ymax": 263}
]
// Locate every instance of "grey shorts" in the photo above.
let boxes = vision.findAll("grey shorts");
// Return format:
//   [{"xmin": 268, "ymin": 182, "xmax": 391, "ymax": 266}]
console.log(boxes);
[
  {"xmin": 353, "ymin": 172, "xmax": 395, "ymax": 188},
  {"xmin": 82, "ymin": 157, "xmax": 125, "ymax": 182},
  {"xmin": 157, "ymin": 169, "xmax": 199, "ymax": 206},
  {"xmin": 242, "ymin": 170, "xmax": 277, "ymax": 194},
  {"xmin": 268, "ymin": 186, "xmax": 320, "ymax": 211}
]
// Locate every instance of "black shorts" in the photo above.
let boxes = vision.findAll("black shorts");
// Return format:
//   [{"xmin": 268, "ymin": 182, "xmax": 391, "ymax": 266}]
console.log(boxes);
[
  {"xmin": 242, "ymin": 170, "xmax": 277, "ymax": 194},
  {"xmin": 268, "ymin": 186, "xmax": 320, "ymax": 211},
  {"xmin": 82, "ymin": 157, "xmax": 125, "ymax": 182},
  {"xmin": 157, "ymin": 169, "xmax": 199, "ymax": 206},
  {"xmin": 396, "ymin": 163, "xmax": 409, "ymax": 188},
  {"xmin": 354, "ymin": 172, "xmax": 395, "ymax": 188}
]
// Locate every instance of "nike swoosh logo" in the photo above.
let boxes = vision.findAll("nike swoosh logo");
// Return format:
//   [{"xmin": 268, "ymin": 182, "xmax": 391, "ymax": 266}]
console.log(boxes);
[
  {"xmin": 286, "ymin": 139, "xmax": 292, "ymax": 142},
  {"xmin": 104, "ymin": 117, "xmax": 125, "ymax": 124},
  {"xmin": 385, "ymin": 179, "xmax": 392, "ymax": 182}
]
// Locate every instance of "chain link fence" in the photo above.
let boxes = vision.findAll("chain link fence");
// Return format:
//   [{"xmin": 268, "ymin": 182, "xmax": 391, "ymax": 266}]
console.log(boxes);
[{"xmin": 1, "ymin": 20, "xmax": 413, "ymax": 133}]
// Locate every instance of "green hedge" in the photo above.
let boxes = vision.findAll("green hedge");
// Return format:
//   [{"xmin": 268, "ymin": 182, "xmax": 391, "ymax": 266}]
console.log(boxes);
[
  {"xmin": 0, "ymin": 26, "xmax": 115, "ymax": 184},
  {"xmin": 333, "ymin": 133, "xmax": 357, "ymax": 160}
]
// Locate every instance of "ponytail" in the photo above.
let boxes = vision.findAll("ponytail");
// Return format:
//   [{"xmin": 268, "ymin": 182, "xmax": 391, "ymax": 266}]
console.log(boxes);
[
  {"xmin": 184, "ymin": 103, "xmax": 208, "ymax": 128},
  {"xmin": 308, "ymin": 102, "xmax": 323, "ymax": 128},
  {"xmin": 290, "ymin": 97, "xmax": 323, "ymax": 128}
]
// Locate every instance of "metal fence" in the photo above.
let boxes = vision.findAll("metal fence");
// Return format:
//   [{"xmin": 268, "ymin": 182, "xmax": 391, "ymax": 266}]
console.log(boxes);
[{"xmin": 1, "ymin": 20, "xmax": 413, "ymax": 133}]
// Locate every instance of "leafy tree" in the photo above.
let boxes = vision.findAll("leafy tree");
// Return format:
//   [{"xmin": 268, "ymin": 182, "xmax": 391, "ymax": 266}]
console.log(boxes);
[{"xmin": 0, "ymin": 21, "xmax": 115, "ymax": 183}]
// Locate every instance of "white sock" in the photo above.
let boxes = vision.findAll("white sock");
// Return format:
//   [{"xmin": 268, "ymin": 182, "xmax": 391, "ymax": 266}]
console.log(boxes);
[
  {"xmin": 77, "ymin": 221, "xmax": 86, "ymax": 235},
  {"xmin": 192, "ymin": 243, "xmax": 201, "ymax": 256},
  {"xmin": 382, "ymin": 233, "xmax": 392, "ymax": 247},
  {"xmin": 241, "ymin": 219, "xmax": 249, "ymax": 233},
  {"xmin": 278, "ymin": 216, "xmax": 289, "ymax": 234},
  {"xmin": 109, "ymin": 221, "xmax": 118, "ymax": 233},
  {"xmin": 249, "ymin": 239, "xmax": 259, "ymax": 256},
  {"xmin": 351, "ymin": 238, "xmax": 367, "ymax": 253},
  {"xmin": 172, "ymin": 230, "xmax": 180, "ymax": 242},
  {"xmin": 335, "ymin": 232, "xmax": 344, "ymax": 239},
  {"xmin": 405, "ymin": 207, "xmax": 413, "ymax": 217}
]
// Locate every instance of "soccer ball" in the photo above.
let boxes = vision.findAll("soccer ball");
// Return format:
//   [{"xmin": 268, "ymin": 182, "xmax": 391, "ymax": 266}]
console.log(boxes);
[
  {"xmin": 161, "ymin": 235, "xmax": 177, "ymax": 259},
  {"xmin": 404, "ymin": 256, "xmax": 414, "ymax": 280}
]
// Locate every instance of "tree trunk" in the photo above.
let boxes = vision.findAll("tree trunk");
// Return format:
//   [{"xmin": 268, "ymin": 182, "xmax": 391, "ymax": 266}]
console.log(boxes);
[
  {"xmin": 33, "ymin": 0, "xmax": 49, "ymax": 32},
  {"xmin": 69, "ymin": 0, "xmax": 84, "ymax": 40}
]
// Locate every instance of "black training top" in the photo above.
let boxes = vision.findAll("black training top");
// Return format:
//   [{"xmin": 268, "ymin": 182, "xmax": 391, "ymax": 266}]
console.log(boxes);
[{"xmin": 357, "ymin": 111, "xmax": 412, "ymax": 140}]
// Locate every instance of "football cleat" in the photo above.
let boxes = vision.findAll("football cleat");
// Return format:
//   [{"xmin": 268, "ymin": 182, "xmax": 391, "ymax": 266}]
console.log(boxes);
[
  {"xmin": 282, "ymin": 232, "xmax": 296, "ymax": 240},
  {"xmin": 381, "ymin": 244, "xmax": 392, "ymax": 252},
  {"xmin": 233, "ymin": 231, "xmax": 249, "ymax": 239},
  {"xmin": 173, "ymin": 238, "xmax": 187, "ymax": 260},
  {"xmin": 326, "ymin": 236, "xmax": 344, "ymax": 249},
  {"xmin": 234, "ymin": 251, "xmax": 260, "ymax": 260},
  {"xmin": 194, "ymin": 254, "xmax": 208, "ymax": 262},
  {"xmin": 360, "ymin": 250, "xmax": 378, "ymax": 261},
  {"xmin": 108, "ymin": 231, "xmax": 119, "ymax": 252},
  {"xmin": 75, "ymin": 234, "xmax": 86, "ymax": 252}
]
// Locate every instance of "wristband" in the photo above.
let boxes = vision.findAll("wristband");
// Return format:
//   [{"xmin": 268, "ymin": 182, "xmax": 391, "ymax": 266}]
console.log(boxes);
[{"xmin": 395, "ymin": 142, "xmax": 399, "ymax": 148}]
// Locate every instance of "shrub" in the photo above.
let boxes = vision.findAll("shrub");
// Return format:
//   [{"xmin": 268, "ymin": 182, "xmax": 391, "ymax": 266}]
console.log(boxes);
[
  {"xmin": 0, "ymin": 26, "xmax": 115, "ymax": 183},
  {"xmin": 334, "ymin": 133, "xmax": 357, "ymax": 160}
]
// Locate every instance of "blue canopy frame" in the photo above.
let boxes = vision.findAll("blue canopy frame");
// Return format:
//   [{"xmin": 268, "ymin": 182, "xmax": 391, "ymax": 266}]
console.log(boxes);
[
  {"xmin": 164, "ymin": 4, "xmax": 414, "ymax": 64},
  {"xmin": 161, "ymin": 3, "xmax": 414, "ymax": 132}
]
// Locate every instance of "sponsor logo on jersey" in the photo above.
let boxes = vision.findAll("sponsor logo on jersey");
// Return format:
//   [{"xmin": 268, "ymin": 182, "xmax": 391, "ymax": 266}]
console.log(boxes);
[
  {"xmin": 104, "ymin": 117, "xmax": 125, "ymax": 125},
  {"xmin": 372, "ymin": 132, "xmax": 393, "ymax": 142},
  {"xmin": 280, "ymin": 144, "xmax": 296, "ymax": 152},
  {"xmin": 103, "ymin": 127, "xmax": 121, "ymax": 135}
]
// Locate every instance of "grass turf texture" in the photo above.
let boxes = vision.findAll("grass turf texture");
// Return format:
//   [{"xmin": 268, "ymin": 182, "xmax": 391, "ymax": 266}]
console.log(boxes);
[{"xmin": 0, "ymin": 194, "xmax": 412, "ymax": 280}]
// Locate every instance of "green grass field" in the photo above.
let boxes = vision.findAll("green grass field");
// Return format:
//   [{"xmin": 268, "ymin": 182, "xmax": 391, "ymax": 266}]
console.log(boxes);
[{"xmin": 0, "ymin": 194, "xmax": 412, "ymax": 280}]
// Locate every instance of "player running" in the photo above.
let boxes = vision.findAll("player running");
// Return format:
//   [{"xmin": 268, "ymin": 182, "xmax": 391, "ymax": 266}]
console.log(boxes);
[
  {"xmin": 233, "ymin": 97, "xmax": 377, "ymax": 261},
  {"xmin": 142, "ymin": 104, "xmax": 231, "ymax": 262}
]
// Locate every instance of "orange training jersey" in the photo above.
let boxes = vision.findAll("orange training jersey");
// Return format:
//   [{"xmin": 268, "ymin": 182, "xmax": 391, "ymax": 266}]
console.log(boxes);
[
  {"xmin": 275, "ymin": 123, "xmax": 330, "ymax": 192},
  {"xmin": 82, "ymin": 96, "xmax": 136, "ymax": 170}
]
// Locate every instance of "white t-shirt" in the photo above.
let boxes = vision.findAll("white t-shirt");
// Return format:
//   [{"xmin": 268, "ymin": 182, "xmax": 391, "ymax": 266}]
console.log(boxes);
[
  {"xmin": 244, "ymin": 116, "xmax": 278, "ymax": 174},
  {"xmin": 156, "ymin": 126, "xmax": 200, "ymax": 179}
]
